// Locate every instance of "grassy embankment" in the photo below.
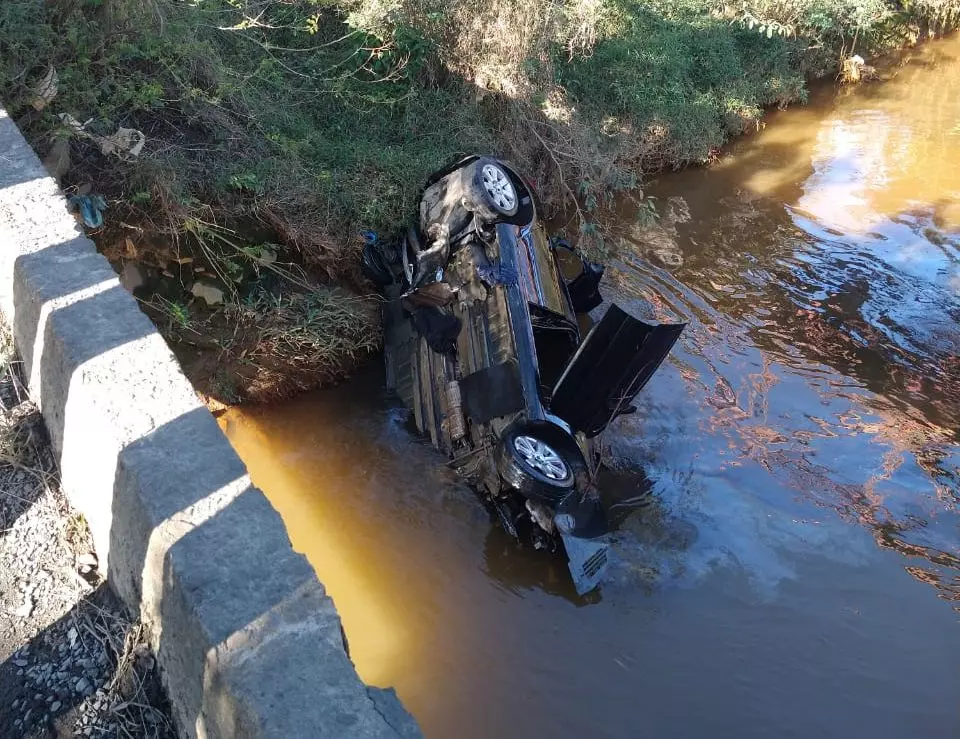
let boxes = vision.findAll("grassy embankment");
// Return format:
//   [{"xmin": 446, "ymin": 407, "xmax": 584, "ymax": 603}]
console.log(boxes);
[{"xmin": 1, "ymin": 0, "xmax": 956, "ymax": 401}]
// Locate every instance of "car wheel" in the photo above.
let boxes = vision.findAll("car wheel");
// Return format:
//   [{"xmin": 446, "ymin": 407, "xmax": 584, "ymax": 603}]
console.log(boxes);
[
  {"xmin": 496, "ymin": 422, "xmax": 582, "ymax": 502},
  {"xmin": 469, "ymin": 158, "xmax": 519, "ymax": 219}
]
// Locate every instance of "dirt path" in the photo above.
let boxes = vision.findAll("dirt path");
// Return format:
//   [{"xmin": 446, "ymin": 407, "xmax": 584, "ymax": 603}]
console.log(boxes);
[{"xmin": 0, "ymin": 330, "xmax": 175, "ymax": 738}]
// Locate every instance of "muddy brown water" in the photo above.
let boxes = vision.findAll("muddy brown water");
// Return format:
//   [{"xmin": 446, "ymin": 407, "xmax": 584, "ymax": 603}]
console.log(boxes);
[{"xmin": 220, "ymin": 37, "xmax": 960, "ymax": 739}]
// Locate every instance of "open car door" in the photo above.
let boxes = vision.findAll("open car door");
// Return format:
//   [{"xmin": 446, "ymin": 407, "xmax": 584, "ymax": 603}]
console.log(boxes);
[{"xmin": 549, "ymin": 305, "xmax": 684, "ymax": 438}]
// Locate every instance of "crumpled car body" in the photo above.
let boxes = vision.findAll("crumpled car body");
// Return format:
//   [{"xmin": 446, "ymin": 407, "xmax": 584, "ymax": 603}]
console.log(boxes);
[{"xmin": 364, "ymin": 156, "xmax": 685, "ymax": 594}]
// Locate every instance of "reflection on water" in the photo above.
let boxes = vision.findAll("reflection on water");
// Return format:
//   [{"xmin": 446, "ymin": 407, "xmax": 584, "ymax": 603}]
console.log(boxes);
[{"xmin": 221, "ymin": 35, "xmax": 960, "ymax": 739}]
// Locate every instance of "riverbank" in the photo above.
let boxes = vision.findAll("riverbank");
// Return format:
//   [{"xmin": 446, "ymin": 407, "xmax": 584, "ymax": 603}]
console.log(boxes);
[{"xmin": 1, "ymin": 0, "xmax": 956, "ymax": 402}]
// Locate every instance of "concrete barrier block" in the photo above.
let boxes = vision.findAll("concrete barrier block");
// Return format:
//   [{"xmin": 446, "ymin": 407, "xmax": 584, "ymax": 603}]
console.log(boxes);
[{"xmin": 0, "ymin": 108, "xmax": 420, "ymax": 739}]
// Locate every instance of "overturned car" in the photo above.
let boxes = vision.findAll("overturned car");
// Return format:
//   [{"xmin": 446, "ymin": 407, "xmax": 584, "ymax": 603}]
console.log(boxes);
[{"xmin": 363, "ymin": 156, "xmax": 684, "ymax": 594}]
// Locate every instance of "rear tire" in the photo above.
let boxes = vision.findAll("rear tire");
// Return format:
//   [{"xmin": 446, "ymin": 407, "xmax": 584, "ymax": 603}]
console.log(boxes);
[{"xmin": 496, "ymin": 421, "xmax": 584, "ymax": 503}]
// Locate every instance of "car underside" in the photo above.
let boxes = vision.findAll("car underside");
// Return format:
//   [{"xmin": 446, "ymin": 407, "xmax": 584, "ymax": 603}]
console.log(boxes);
[{"xmin": 364, "ymin": 155, "xmax": 684, "ymax": 594}]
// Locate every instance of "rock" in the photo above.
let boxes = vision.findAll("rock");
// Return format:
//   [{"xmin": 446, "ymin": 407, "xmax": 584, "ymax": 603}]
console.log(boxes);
[
  {"xmin": 119, "ymin": 262, "xmax": 148, "ymax": 294},
  {"xmin": 14, "ymin": 659, "xmax": 28, "ymax": 667},
  {"xmin": 630, "ymin": 224, "xmax": 684, "ymax": 270},
  {"xmin": 50, "ymin": 700, "xmax": 61, "ymax": 712},
  {"xmin": 665, "ymin": 195, "xmax": 691, "ymax": 225},
  {"xmin": 190, "ymin": 280, "xmax": 225, "ymax": 306},
  {"xmin": 74, "ymin": 677, "xmax": 90, "ymax": 694},
  {"xmin": 15, "ymin": 597, "xmax": 34, "ymax": 618}
]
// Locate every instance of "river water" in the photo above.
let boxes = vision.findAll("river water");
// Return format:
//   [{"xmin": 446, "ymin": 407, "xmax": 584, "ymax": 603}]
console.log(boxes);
[{"xmin": 220, "ymin": 36, "xmax": 960, "ymax": 739}]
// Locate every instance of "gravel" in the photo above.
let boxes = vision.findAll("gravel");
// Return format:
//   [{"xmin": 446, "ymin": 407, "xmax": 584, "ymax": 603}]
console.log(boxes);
[{"xmin": 0, "ymin": 329, "xmax": 176, "ymax": 738}]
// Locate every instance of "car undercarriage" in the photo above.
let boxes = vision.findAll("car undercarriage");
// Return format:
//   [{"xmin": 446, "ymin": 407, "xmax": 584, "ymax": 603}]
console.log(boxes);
[{"xmin": 364, "ymin": 156, "xmax": 684, "ymax": 594}]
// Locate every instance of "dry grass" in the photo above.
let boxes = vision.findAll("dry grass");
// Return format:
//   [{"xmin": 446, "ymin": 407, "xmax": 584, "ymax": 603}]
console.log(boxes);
[
  {"xmin": 0, "ymin": 321, "xmax": 54, "ymax": 483},
  {"xmin": 254, "ymin": 289, "xmax": 382, "ymax": 371},
  {"xmin": 75, "ymin": 598, "xmax": 175, "ymax": 738}
]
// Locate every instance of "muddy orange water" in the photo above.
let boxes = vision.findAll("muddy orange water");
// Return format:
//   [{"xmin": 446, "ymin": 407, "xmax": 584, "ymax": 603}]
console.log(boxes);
[{"xmin": 221, "ymin": 37, "xmax": 960, "ymax": 739}]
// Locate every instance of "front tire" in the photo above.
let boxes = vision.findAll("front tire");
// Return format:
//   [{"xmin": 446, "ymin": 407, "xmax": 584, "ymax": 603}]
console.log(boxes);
[{"xmin": 467, "ymin": 158, "xmax": 519, "ymax": 220}]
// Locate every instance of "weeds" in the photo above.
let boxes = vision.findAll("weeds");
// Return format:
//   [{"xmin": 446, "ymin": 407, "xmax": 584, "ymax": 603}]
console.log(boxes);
[
  {"xmin": 252, "ymin": 288, "xmax": 382, "ymax": 375},
  {"xmin": 64, "ymin": 512, "xmax": 90, "ymax": 550},
  {"xmin": 79, "ymin": 606, "xmax": 174, "ymax": 739},
  {"xmin": 0, "ymin": 321, "xmax": 46, "ymax": 474},
  {"xmin": 145, "ymin": 295, "xmax": 195, "ymax": 332},
  {"xmin": 4, "ymin": 0, "xmax": 956, "ymax": 239}
]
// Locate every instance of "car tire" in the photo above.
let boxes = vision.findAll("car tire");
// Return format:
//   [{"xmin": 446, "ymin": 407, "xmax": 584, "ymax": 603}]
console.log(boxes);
[
  {"xmin": 467, "ymin": 158, "xmax": 520, "ymax": 221},
  {"xmin": 496, "ymin": 421, "xmax": 583, "ymax": 503}
]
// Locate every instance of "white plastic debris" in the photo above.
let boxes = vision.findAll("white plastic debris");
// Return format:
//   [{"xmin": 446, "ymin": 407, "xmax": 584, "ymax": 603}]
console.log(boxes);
[
  {"xmin": 31, "ymin": 68, "xmax": 59, "ymax": 111},
  {"xmin": 57, "ymin": 113, "xmax": 146, "ymax": 159},
  {"xmin": 841, "ymin": 55, "xmax": 876, "ymax": 84},
  {"xmin": 58, "ymin": 113, "xmax": 91, "ymax": 132},
  {"xmin": 98, "ymin": 127, "xmax": 146, "ymax": 158}
]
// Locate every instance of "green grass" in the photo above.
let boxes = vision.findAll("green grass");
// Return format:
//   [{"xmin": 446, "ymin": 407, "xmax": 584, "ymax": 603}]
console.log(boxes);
[
  {"xmin": 0, "ymin": 1, "xmax": 491, "ymax": 261},
  {"xmin": 555, "ymin": 3, "xmax": 809, "ymax": 168},
  {"xmin": 2, "ymin": 0, "xmax": 953, "ymax": 250}
]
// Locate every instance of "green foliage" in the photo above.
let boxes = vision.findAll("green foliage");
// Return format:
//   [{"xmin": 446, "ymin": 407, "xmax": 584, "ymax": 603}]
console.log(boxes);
[
  {"xmin": 1, "ymin": 0, "xmax": 957, "ymax": 262},
  {"xmin": 0, "ymin": 0, "xmax": 487, "ymax": 244},
  {"xmin": 636, "ymin": 196, "xmax": 660, "ymax": 228},
  {"xmin": 227, "ymin": 171, "xmax": 264, "ymax": 195},
  {"xmin": 557, "ymin": 2, "xmax": 808, "ymax": 165}
]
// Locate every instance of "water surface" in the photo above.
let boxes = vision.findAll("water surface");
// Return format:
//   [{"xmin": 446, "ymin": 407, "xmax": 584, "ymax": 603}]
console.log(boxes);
[{"xmin": 221, "ymin": 36, "xmax": 960, "ymax": 739}]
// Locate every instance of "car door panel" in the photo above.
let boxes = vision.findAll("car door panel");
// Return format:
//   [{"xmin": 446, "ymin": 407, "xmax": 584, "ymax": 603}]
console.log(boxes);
[{"xmin": 550, "ymin": 305, "xmax": 685, "ymax": 437}]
